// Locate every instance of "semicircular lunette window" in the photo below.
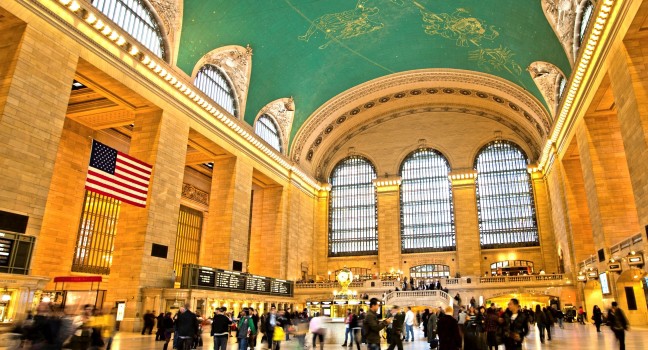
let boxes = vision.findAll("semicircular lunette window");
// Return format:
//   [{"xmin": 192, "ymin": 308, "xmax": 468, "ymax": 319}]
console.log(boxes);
[
  {"xmin": 328, "ymin": 156, "xmax": 378, "ymax": 257},
  {"xmin": 400, "ymin": 149, "xmax": 455, "ymax": 253},
  {"xmin": 475, "ymin": 141, "xmax": 539, "ymax": 249},
  {"xmin": 91, "ymin": 0, "xmax": 166, "ymax": 59},
  {"xmin": 255, "ymin": 115, "xmax": 282, "ymax": 153},
  {"xmin": 194, "ymin": 65, "xmax": 238, "ymax": 117},
  {"xmin": 410, "ymin": 264, "xmax": 450, "ymax": 279}
]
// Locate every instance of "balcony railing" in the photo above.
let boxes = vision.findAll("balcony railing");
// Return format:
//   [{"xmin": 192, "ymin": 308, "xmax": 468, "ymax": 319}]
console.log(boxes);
[{"xmin": 295, "ymin": 274, "xmax": 567, "ymax": 290}]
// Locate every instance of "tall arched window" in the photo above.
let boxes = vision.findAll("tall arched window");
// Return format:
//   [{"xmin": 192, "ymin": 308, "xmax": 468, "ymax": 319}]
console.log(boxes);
[
  {"xmin": 410, "ymin": 264, "xmax": 451, "ymax": 279},
  {"xmin": 578, "ymin": 1, "xmax": 595, "ymax": 45},
  {"xmin": 400, "ymin": 149, "xmax": 455, "ymax": 252},
  {"xmin": 475, "ymin": 141, "xmax": 539, "ymax": 248},
  {"xmin": 255, "ymin": 115, "xmax": 282, "ymax": 152},
  {"xmin": 194, "ymin": 65, "xmax": 238, "ymax": 117},
  {"xmin": 329, "ymin": 156, "xmax": 378, "ymax": 256},
  {"xmin": 91, "ymin": 0, "xmax": 166, "ymax": 59}
]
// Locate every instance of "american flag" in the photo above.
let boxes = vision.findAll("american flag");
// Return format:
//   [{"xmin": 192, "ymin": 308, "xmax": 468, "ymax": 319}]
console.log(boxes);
[{"xmin": 85, "ymin": 140, "xmax": 152, "ymax": 207}]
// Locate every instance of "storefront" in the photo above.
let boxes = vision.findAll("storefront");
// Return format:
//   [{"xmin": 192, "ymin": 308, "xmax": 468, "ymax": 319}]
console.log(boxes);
[
  {"xmin": 0, "ymin": 275, "xmax": 49, "ymax": 325},
  {"xmin": 306, "ymin": 299, "xmax": 381, "ymax": 319}
]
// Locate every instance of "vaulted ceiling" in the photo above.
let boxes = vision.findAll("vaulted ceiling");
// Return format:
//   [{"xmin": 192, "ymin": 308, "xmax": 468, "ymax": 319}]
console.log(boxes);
[{"xmin": 177, "ymin": 0, "xmax": 571, "ymax": 148}]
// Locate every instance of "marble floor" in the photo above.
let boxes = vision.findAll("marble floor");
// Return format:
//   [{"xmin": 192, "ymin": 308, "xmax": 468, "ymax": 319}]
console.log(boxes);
[{"xmin": 108, "ymin": 322, "xmax": 644, "ymax": 350}]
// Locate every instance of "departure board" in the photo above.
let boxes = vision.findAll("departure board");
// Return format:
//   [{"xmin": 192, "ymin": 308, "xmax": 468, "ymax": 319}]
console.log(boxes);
[{"xmin": 182, "ymin": 264, "xmax": 294, "ymax": 296}]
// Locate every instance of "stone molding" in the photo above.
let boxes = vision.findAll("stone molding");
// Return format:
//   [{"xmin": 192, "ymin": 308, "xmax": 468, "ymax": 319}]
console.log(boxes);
[
  {"xmin": 528, "ymin": 61, "xmax": 566, "ymax": 119},
  {"xmin": 254, "ymin": 97, "xmax": 295, "ymax": 154},
  {"xmin": 291, "ymin": 69, "xmax": 551, "ymax": 165}
]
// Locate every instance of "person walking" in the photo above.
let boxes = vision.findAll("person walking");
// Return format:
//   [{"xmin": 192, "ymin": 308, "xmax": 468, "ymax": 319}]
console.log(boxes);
[
  {"xmin": 404, "ymin": 307, "xmax": 415, "ymax": 342},
  {"xmin": 364, "ymin": 298, "xmax": 392, "ymax": 350},
  {"xmin": 422, "ymin": 309, "xmax": 430, "ymax": 339},
  {"xmin": 142, "ymin": 310, "xmax": 155, "ymax": 335},
  {"xmin": 503, "ymin": 299, "xmax": 528, "ymax": 350},
  {"xmin": 387, "ymin": 306, "xmax": 405, "ymax": 350},
  {"xmin": 607, "ymin": 302, "xmax": 629, "ymax": 350},
  {"xmin": 211, "ymin": 307, "xmax": 233, "ymax": 350},
  {"xmin": 592, "ymin": 305, "xmax": 603, "ymax": 333},
  {"xmin": 156, "ymin": 312, "xmax": 165, "ymax": 341},
  {"xmin": 427, "ymin": 308, "xmax": 439, "ymax": 349},
  {"xmin": 534, "ymin": 305, "xmax": 547, "ymax": 343},
  {"xmin": 176, "ymin": 304, "xmax": 199, "ymax": 350},
  {"xmin": 437, "ymin": 306, "xmax": 461, "ymax": 350},
  {"xmin": 264, "ymin": 307, "xmax": 277, "ymax": 350},
  {"xmin": 309, "ymin": 312, "xmax": 326, "ymax": 350},
  {"xmin": 161, "ymin": 312, "xmax": 175, "ymax": 350},
  {"xmin": 237, "ymin": 309, "xmax": 256, "ymax": 350},
  {"xmin": 342, "ymin": 309, "xmax": 354, "ymax": 347}
]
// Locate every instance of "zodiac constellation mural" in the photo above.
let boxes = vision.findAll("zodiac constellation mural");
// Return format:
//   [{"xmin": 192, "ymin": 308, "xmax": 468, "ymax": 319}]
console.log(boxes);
[
  {"xmin": 298, "ymin": 0, "xmax": 402, "ymax": 49},
  {"xmin": 419, "ymin": 7, "xmax": 499, "ymax": 47},
  {"xmin": 297, "ymin": 1, "xmax": 522, "ymax": 76}
]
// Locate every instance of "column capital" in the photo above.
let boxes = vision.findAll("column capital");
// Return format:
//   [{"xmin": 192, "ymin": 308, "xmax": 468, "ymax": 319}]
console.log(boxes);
[
  {"xmin": 373, "ymin": 176, "xmax": 402, "ymax": 193},
  {"xmin": 449, "ymin": 169, "xmax": 477, "ymax": 187}
]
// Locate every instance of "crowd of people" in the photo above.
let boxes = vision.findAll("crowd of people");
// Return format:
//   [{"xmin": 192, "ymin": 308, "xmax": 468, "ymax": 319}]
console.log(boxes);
[{"xmin": 3, "ymin": 297, "xmax": 631, "ymax": 350}]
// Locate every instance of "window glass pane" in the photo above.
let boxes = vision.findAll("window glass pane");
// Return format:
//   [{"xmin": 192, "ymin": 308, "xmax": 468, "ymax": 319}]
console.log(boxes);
[
  {"xmin": 329, "ymin": 157, "xmax": 378, "ymax": 256},
  {"xmin": 174, "ymin": 206, "xmax": 203, "ymax": 278},
  {"xmin": 579, "ymin": 1, "xmax": 594, "ymax": 44},
  {"xmin": 409, "ymin": 264, "xmax": 450, "ymax": 278},
  {"xmin": 195, "ymin": 65, "xmax": 238, "ymax": 117},
  {"xmin": 91, "ymin": 0, "xmax": 166, "ymax": 59},
  {"xmin": 255, "ymin": 115, "xmax": 282, "ymax": 152},
  {"xmin": 475, "ymin": 141, "xmax": 539, "ymax": 248},
  {"xmin": 558, "ymin": 77, "xmax": 567, "ymax": 103},
  {"xmin": 400, "ymin": 149, "xmax": 455, "ymax": 252},
  {"xmin": 72, "ymin": 190, "xmax": 120, "ymax": 275}
]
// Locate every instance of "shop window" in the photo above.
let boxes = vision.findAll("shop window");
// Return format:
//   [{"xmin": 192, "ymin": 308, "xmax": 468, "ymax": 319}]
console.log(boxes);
[
  {"xmin": 72, "ymin": 190, "xmax": 120, "ymax": 275},
  {"xmin": 410, "ymin": 264, "xmax": 451, "ymax": 278},
  {"xmin": 475, "ymin": 141, "xmax": 539, "ymax": 248},
  {"xmin": 490, "ymin": 260, "xmax": 534, "ymax": 276},
  {"xmin": 328, "ymin": 156, "xmax": 378, "ymax": 256},
  {"xmin": 400, "ymin": 149, "xmax": 455, "ymax": 252}
]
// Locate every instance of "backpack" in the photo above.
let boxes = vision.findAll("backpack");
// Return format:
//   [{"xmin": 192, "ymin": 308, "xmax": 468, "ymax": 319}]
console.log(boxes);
[{"xmin": 238, "ymin": 317, "xmax": 251, "ymax": 338}]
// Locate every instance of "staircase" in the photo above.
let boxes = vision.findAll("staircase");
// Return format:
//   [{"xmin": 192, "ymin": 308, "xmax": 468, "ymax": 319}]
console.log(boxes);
[{"xmin": 383, "ymin": 290, "xmax": 454, "ymax": 309}]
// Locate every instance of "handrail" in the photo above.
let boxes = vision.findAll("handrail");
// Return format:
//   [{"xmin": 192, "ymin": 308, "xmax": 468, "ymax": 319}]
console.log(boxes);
[{"xmin": 383, "ymin": 290, "xmax": 452, "ymax": 306}]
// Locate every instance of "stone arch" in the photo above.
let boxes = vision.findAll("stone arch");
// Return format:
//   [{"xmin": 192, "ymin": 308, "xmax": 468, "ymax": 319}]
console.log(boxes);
[
  {"xmin": 146, "ymin": 0, "xmax": 182, "ymax": 64},
  {"xmin": 541, "ymin": 0, "xmax": 578, "ymax": 65},
  {"xmin": 192, "ymin": 45, "xmax": 253, "ymax": 118},
  {"xmin": 254, "ymin": 98, "xmax": 296, "ymax": 155}
]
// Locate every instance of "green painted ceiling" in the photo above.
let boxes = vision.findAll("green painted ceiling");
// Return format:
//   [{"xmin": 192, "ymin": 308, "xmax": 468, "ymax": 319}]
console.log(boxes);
[{"xmin": 178, "ymin": 0, "xmax": 571, "ymax": 146}]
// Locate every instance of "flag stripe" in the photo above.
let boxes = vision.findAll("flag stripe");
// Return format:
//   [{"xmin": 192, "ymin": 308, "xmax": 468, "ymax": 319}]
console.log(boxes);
[
  {"xmin": 85, "ymin": 186, "xmax": 146, "ymax": 207},
  {"xmin": 88, "ymin": 170, "xmax": 148, "ymax": 195},
  {"xmin": 85, "ymin": 140, "xmax": 152, "ymax": 207},
  {"xmin": 115, "ymin": 165, "xmax": 151, "ymax": 182},
  {"xmin": 117, "ymin": 154, "xmax": 152, "ymax": 175},
  {"xmin": 85, "ymin": 182, "xmax": 147, "ymax": 205},
  {"xmin": 118, "ymin": 151, "xmax": 152, "ymax": 170},
  {"xmin": 85, "ymin": 176, "xmax": 147, "ymax": 200},
  {"xmin": 113, "ymin": 169, "xmax": 150, "ymax": 188}
]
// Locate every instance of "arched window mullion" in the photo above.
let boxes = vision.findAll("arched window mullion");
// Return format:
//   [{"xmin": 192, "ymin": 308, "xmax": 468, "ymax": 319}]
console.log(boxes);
[
  {"xmin": 195, "ymin": 65, "xmax": 238, "ymax": 118},
  {"xmin": 329, "ymin": 156, "xmax": 378, "ymax": 257},
  {"xmin": 90, "ymin": 0, "xmax": 166, "ymax": 60},
  {"xmin": 475, "ymin": 141, "xmax": 539, "ymax": 249},
  {"xmin": 399, "ymin": 149, "xmax": 455, "ymax": 253}
]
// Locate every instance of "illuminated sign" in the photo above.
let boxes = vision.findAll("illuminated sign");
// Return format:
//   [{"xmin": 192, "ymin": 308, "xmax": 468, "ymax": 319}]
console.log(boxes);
[{"xmin": 116, "ymin": 302, "xmax": 126, "ymax": 321}]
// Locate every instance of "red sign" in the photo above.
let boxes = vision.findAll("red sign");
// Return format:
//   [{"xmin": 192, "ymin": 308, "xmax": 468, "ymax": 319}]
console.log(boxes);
[{"xmin": 53, "ymin": 276, "xmax": 102, "ymax": 283}]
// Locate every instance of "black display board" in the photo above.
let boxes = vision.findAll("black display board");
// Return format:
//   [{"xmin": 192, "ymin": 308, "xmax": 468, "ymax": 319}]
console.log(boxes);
[
  {"xmin": 182, "ymin": 264, "xmax": 293, "ymax": 296},
  {"xmin": 0, "ymin": 237, "xmax": 14, "ymax": 266}
]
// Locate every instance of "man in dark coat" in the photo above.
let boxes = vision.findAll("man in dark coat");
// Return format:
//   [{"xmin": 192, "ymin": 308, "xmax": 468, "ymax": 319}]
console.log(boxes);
[
  {"xmin": 387, "ymin": 306, "xmax": 405, "ymax": 350},
  {"xmin": 503, "ymin": 299, "xmax": 528, "ymax": 350},
  {"xmin": 175, "ymin": 304, "xmax": 199, "ymax": 349},
  {"xmin": 364, "ymin": 298, "xmax": 392, "ymax": 350},
  {"xmin": 437, "ymin": 306, "xmax": 461, "ymax": 350}
]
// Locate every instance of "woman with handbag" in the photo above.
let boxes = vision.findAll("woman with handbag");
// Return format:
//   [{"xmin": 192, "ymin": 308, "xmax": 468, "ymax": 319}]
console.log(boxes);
[{"xmin": 70, "ymin": 305, "xmax": 95, "ymax": 350}]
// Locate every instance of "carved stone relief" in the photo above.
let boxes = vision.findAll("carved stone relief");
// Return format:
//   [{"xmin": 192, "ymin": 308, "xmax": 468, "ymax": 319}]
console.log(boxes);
[
  {"xmin": 255, "ymin": 97, "xmax": 295, "ymax": 153},
  {"xmin": 181, "ymin": 183, "xmax": 209, "ymax": 206},
  {"xmin": 528, "ymin": 61, "xmax": 565, "ymax": 119},
  {"xmin": 542, "ymin": 0, "xmax": 577, "ymax": 64},
  {"xmin": 193, "ymin": 45, "xmax": 253, "ymax": 118},
  {"xmin": 148, "ymin": 0, "xmax": 181, "ymax": 59}
]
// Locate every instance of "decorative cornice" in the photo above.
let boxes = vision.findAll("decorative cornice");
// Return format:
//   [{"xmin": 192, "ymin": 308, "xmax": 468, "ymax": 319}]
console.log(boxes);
[
  {"xmin": 449, "ymin": 170, "xmax": 477, "ymax": 187},
  {"xmin": 291, "ymin": 69, "xmax": 551, "ymax": 163},
  {"xmin": 49, "ymin": 0, "xmax": 324, "ymax": 192},
  {"xmin": 373, "ymin": 177, "xmax": 402, "ymax": 193}
]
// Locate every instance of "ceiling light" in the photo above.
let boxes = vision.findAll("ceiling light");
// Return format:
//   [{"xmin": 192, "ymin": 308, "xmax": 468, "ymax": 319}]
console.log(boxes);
[{"xmin": 68, "ymin": 1, "xmax": 81, "ymax": 12}]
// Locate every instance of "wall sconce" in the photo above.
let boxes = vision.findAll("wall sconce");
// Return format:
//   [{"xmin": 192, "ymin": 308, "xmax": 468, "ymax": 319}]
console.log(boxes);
[
  {"xmin": 627, "ymin": 251, "xmax": 644, "ymax": 268},
  {"xmin": 608, "ymin": 258, "xmax": 622, "ymax": 273},
  {"xmin": 577, "ymin": 272, "xmax": 587, "ymax": 282}
]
